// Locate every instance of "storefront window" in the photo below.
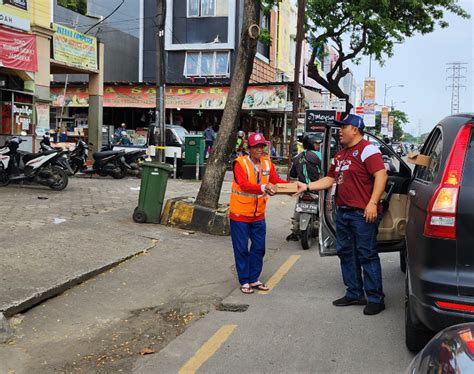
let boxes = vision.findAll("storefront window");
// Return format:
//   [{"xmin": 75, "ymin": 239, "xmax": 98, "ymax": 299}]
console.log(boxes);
[
  {"xmin": 184, "ymin": 51, "xmax": 230, "ymax": 77},
  {"xmin": 12, "ymin": 102, "xmax": 33, "ymax": 135},
  {"xmin": 187, "ymin": 0, "xmax": 199, "ymax": 17},
  {"xmin": 186, "ymin": 52, "xmax": 200, "ymax": 76},
  {"xmin": 200, "ymin": 53, "xmax": 213, "ymax": 75},
  {"xmin": 215, "ymin": 52, "xmax": 229, "ymax": 75},
  {"xmin": 0, "ymin": 102, "xmax": 12, "ymax": 135}
]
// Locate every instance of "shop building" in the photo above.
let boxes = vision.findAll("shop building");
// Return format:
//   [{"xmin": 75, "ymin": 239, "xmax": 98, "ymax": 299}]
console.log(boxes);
[{"xmin": 0, "ymin": 0, "xmax": 104, "ymax": 155}]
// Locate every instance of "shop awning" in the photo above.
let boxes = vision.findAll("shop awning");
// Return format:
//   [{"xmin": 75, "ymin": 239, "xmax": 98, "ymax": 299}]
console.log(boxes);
[
  {"xmin": 50, "ymin": 84, "xmax": 288, "ymax": 110},
  {"xmin": 301, "ymin": 87, "xmax": 323, "ymax": 108}
]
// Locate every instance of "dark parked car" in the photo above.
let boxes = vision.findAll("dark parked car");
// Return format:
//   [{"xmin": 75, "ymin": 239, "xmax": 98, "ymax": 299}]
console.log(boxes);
[
  {"xmin": 406, "ymin": 323, "xmax": 474, "ymax": 373},
  {"xmin": 318, "ymin": 113, "xmax": 474, "ymax": 352},
  {"xmin": 405, "ymin": 114, "xmax": 474, "ymax": 351}
]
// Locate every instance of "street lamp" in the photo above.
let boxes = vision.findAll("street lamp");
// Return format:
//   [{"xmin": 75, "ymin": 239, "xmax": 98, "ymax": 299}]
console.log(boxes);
[
  {"xmin": 391, "ymin": 100, "xmax": 406, "ymax": 110},
  {"xmin": 384, "ymin": 84, "xmax": 404, "ymax": 106}
]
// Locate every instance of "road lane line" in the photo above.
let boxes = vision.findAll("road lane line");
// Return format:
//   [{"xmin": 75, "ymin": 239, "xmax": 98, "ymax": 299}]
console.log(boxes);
[
  {"xmin": 178, "ymin": 324, "xmax": 237, "ymax": 374},
  {"xmin": 259, "ymin": 255, "xmax": 301, "ymax": 294}
]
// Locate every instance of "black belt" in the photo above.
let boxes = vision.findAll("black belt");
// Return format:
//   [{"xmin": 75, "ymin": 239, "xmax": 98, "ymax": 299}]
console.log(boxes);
[{"xmin": 338, "ymin": 206, "xmax": 363, "ymax": 211}]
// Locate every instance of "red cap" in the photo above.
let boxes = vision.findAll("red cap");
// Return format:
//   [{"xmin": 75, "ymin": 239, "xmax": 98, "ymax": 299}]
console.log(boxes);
[{"xmin": 248, "ymin": 133, "xmax": 267, "ymax": 147}]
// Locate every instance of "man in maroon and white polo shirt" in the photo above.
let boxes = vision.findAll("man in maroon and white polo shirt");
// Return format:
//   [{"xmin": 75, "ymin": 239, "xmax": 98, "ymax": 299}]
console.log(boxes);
[{"xmin": 296, "ymin": 114, "xmax": 388, "ymax": 315}]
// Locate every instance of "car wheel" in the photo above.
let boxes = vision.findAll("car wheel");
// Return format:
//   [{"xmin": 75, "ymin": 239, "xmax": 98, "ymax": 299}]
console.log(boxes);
[{"xmin": 405, "ymin": 270, "xmax": 433, "ymax": 352}]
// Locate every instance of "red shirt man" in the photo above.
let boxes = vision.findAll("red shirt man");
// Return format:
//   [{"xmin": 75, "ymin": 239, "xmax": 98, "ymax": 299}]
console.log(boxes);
[{"xmin": 295, "ymin": 114, "xmax": 388, "ymax": 316}]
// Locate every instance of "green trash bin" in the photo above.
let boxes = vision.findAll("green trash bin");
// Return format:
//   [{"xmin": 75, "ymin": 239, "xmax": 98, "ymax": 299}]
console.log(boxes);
[
  {"xmin": 184, "ymin": 135, "xmax": 205, "ymax": 165},
  {"xmin": 133, "ymin": 162, "xmax": 173, "ymax": 223}
]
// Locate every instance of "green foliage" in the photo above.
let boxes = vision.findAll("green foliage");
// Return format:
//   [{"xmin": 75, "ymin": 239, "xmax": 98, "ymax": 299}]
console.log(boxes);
[
  {"xmin": 58, "ymin": 0, "xmax": 87, "ymax": 15},
  {"xmin": 306, "ymin": 0, "xmax": 470, "ymax": 110},
  {"xmin": 374, "ymin": 109, "xmax": 409, "ymax": 141},
  {"xmin": 307, "ymin": 0, "xmax": 469, "ymax": 64},
  {"xmin": 259, "ymin": 28, "xmax": 272, "ymax": 46}
]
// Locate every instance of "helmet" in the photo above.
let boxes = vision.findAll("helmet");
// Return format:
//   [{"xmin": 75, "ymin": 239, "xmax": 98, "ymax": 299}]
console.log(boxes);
[
  {"xmin": 237, "ymin": 130, "xmax": 245, "ymax": 138},
  {"xmin": 302, "ymin": 133, "xmax": 323, "ymax": 150}
]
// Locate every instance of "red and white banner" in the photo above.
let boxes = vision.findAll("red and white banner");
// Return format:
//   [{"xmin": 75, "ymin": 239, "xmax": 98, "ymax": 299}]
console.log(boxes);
[{"xmin": 0, "ymin": 27, "xmax": 37, "ymax": 72}]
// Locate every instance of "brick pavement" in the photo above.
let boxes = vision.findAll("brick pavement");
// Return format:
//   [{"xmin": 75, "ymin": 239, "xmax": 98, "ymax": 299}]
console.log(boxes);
[{"xmin": 0, "ymin": 176, "xmax": 209, "ymax": 231}]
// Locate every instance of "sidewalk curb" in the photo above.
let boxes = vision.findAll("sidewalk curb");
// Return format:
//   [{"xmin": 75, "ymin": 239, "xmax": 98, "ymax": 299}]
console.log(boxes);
[
  {"xmin": 0, "ymin": 243, "xmax": 156, "ymax": 318},
  {"xmin": 161, "ymin": 197, "xmax": 230, "ymax": 236},
  {"xmin": 0, "ymin": 312, "xmax": 12, "ymax": 344}
]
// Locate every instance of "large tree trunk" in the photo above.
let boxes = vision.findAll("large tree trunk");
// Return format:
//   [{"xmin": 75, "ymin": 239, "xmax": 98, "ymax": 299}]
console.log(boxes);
[{"xmin": 195, "ymin": 0, "xmax": 260, "ymax": 209}]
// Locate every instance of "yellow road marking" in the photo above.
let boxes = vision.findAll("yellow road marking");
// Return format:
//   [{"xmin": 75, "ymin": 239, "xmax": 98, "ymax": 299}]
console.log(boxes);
[
  {"xmin": 178, "ymin": 324, "xmax": 237, "ymax": 374},
  {"xmin": 259, "ymin": 255, "xmax": 301, "ymax": 294}
]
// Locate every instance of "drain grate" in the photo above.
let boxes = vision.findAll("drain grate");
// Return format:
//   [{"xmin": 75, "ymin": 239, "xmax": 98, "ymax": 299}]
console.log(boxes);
[{"xmin": 216, "ymin": 303, "xmax": 249, "ymax": 312}]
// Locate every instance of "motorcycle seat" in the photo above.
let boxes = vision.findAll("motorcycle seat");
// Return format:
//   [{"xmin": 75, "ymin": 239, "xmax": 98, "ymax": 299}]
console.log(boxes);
[
  {"xmin": 23, "ymin": 150, "xmax": 56, "ymax": 164},
  {"xmin": 93, "ymin": 150, "xmax": 123, "ymax": 160}
]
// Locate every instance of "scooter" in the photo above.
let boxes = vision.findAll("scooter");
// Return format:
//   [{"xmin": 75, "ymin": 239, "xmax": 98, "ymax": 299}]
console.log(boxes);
[
  {"xmin": 295, "ymin": 191, "xmax": 319, "ymax": 250},
  {"xmin": 39, "ymin": 135, "xmax": 74, "ymax": 176},
  {"xmin": 101, "ymin": 143, "xmax": 146, "ymax": 178},
  {"xmin": 70, "ymin": 140, "xmax": 130, "ymax": 179},
  {"xmin": 0, "ymin": 136, "xmax": 69, "ymax": 190}
]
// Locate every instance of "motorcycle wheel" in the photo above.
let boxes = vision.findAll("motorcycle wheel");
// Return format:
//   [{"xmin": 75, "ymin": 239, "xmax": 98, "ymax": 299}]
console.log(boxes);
[
  {"xmin": 112, "ymin": 165, "xmax": 127, "ymax": 179},
  {"xmin": 300, "ymin": 217, "xmax": 313, "ymax": 250},
  {"xmin": 49, "ymin": 166, "xmax": 69, "ymax": 191},
  {"xmin": 0, "ymin": 171, "xmax": 9, "ymax": 187}
]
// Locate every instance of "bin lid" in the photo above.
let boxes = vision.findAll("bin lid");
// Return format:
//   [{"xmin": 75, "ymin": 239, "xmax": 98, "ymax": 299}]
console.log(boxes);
[
  {"xmin": 141, "ymin": 161, "xmax": 174, "ymax": 172},
  {"xmin": 185, "ymin": 134, "xmax": 204, "ymax": 139}
]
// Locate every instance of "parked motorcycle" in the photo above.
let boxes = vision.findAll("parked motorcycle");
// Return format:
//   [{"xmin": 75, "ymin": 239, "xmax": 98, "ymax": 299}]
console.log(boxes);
[
  {"xmin": 295, "ymin": 191, "xmax": 319, "ymax": 250},
  {"xmin": 0, "ymin": 136, "xmax": 69, "ymax": 190},
  {"xmin": 39, "ymin": 135, "xmax": 74, "ymax": 176},
  {"xmin": 69, "ymin": 140, "xmax": 130, "ymax": 179},
  {"xmin": 101, "ymin": 143, "xmax": 146, "ymax": 178}
]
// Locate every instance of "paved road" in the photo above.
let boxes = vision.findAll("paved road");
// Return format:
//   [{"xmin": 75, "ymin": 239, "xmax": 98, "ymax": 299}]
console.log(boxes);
[
  {"xmin": 134, "ymin": 242, "xmax": 414, "ymax": 373},
  {"xmin": 0, "ymin": 174, "xmax": 414, "ymax": 373}
]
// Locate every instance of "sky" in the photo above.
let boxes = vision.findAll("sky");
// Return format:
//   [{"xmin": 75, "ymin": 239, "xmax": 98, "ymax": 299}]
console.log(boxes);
[{"xmin": 349, "ymin": 0, "xmax": 473, "ymax": 136}]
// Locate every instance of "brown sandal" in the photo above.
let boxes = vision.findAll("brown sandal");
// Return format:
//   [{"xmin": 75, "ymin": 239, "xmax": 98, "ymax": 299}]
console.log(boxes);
[
  {"xmin": 240, "ymin": 284, "xmax": 254, "ymax": 294},
  {"xmin": 250, "ymin": 282, "xmax": 270, "ymax": 291}
]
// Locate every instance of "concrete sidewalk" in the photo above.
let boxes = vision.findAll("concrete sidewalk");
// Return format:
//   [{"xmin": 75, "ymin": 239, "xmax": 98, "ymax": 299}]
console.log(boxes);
[
  {"xmin": 0, "ymin": 187, "xmax": 297, "ymax": 373},
  {"xmin": 0, "ymin": 177, "xmax": 205, "ymax": 317},
  {"xmin": 0, "ymin": 176, "xmax": 294, "ymax": 319}
]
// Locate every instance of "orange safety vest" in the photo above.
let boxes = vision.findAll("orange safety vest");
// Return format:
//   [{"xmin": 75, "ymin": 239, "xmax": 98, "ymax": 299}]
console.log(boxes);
[{"xmin": 230, "ymin": 155, "xmax": 271, "ymax": 217}]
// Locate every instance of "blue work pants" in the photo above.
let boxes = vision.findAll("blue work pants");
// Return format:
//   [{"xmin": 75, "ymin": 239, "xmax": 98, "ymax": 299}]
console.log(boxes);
[{"xmin": 230, "ymin": 219, "xmax": 266, "ymax": 285}]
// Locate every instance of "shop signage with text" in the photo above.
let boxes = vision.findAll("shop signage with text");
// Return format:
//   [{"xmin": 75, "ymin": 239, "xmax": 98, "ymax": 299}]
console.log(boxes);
[
  {"xmin": 3, "ymin": 0, "xmax": 27, "ymax": 11},
  {"xmin": 0, "ymin": 26, "xmax": 37, "ymax": 71},
  {"xmin": 0, "ymin": 11, "xmax": 30, "ymax": 31},
  {"xmin": 53, "ymin": 24, "xmax": 97, "ymax": 70},
  {"xmin": 305, "ymin": 110, "xmax": 337, "ymax": 132},
  {"xmin": 51, "ymin": 85, "xmax": 288, "ymax": 110}
]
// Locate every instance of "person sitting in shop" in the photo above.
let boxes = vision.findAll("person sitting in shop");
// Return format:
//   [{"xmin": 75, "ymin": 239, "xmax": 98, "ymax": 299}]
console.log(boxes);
[{"xmin": 117, "ymin": 131, "xmax": 131, "ymax": 146}]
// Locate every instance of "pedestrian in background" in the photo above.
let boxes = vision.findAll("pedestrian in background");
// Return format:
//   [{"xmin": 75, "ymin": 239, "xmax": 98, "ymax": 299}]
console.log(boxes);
[
  {"xmin": 296, "ymin": 114, "xmax": 388, "ymax": 315},
  {"xmin": 204, "ymin": 124, "xmax": 215, "ymax": 158},
  {"xmin": 286, "ymin": 133, "xmax": 322, "ymax": 241},
  {"xmin": 230, "ymin": 133, "xmax": 288, "ymax": 294}
]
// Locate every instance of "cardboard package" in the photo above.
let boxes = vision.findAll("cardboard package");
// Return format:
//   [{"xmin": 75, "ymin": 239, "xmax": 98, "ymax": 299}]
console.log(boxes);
[
  {"xmin": 407, "ymin": 152, "xmax": 431, "ymax": 167},
  {"xmin": 274, "ymin": 183, "xmax": 299, "ymax": 194}
]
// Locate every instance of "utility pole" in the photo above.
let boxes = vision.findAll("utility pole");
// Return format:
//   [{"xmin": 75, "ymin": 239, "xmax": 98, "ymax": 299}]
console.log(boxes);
[
  {"xmin": 156, "ymin": 0, "xmax": 166, "ymax": 162},
  {"xmin": 446, "ymin": 62, "xmax": 467, "ymax": 115},
  {"xmin": 287, "ymin": 0, "xmax": 306, "ymax": 179}
]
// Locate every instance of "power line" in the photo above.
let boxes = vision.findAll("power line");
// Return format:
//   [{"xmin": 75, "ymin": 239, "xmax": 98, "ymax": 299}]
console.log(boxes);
[
  {"xmin": 446, "ymin": 62, "xmax": 467, "ymax": 115},
  {"xmin": 85, "ymin": 0, "xmax": 125, "ymax": 34}
]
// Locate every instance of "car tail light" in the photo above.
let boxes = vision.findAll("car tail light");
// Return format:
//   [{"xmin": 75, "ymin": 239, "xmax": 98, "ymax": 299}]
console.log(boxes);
[
  {"xmin": 458, "ymin": 329, "xmax": 474, "ymax": 355},
  {"xmin": 424, "ymin": 123, "xmax": 473, "ymax": 239},
  {"xmin": 435, "ymin": 300, "xmax": 474, "ymax": 313}
]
